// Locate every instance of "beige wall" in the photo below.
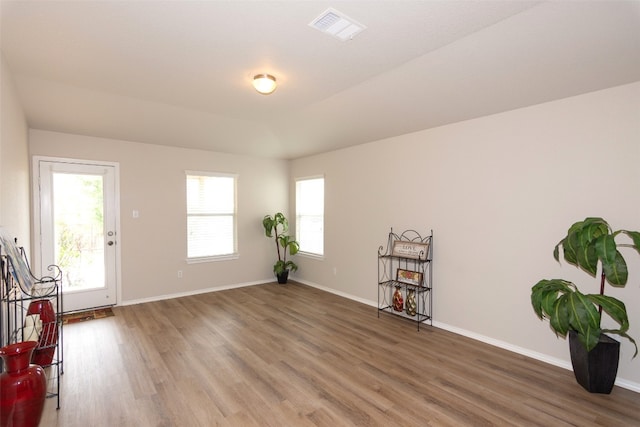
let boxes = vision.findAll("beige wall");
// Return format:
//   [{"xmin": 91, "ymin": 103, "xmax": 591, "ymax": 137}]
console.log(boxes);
[
  {"xmin": 0, "ymin": 52, "xmax": 30, "ymax": 253},
  {"xmin": 291, "ymin": 82, "xmax": 640, "ymax": 388},
  {"xmin": 29, "ymin": 130, "xmax": 289, "ymax": 303}
]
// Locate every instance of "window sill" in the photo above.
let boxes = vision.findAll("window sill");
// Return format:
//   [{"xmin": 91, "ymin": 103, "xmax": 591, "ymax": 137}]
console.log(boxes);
[
  {"xmin": 186, "ymin": 253, "xmax": 239, "ymax": 264},
  {"xmin": 298, "ymin": 251, "xmax": 324, "ymax": 261}
]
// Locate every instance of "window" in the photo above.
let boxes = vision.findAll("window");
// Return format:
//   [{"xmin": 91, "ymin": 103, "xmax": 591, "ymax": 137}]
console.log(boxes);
[
  {"xmin": 296, "ymin": 177, "xmax": 324, "ymax": 256},
  {"xmin": 186, "ymin": 172, "xmax": 237, "ymax": 260}
]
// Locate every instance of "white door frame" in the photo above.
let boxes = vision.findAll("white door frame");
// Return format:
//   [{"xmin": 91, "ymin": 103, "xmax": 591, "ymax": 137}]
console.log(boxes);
[{"xmin": 32, "ymin": 156, "xmax": 122, "ymax": 310}]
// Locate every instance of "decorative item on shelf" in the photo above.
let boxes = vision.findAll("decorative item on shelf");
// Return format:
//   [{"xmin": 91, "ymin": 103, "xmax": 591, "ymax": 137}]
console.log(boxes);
[
  {"xmin": 0, "ymin": 228, "xmax": 35, "ymax": 292},
  {"xmin": 392, "ymin": 240, "xmax": 430, "ymax": 261},
  {"xmin": 405, "ymin": 289, "xmax": 417, "ymax": 316},
  {"xmin": 393, "ymin": 286, "xmax": 404, "ymax": 312},
  {"xmin": 262, "ymin": 212, "xmax": 300, "ymax": 284},
  {"xmin": 0, "ymin": 341, "xmax": 47, "ymax": 427},
  {"xmin": 531, "ymin": 217, "xmax": 639, "ymax": 393},
  {"xmin": 22, "ymin": 315, "xmax": 43, "ymax": 342},
  {"xmin": 27, "ymin": 299, "xmax": 58, "ymax": 366},
  {"xmin": 397, "ymin": 268, "xmax": 423, "ymax": 287}
]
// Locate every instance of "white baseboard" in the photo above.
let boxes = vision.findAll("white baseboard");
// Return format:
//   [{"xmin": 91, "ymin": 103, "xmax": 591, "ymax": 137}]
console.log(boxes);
[
  {"xmin": 120, "ymin": 279, "xmax": 272, "ymax": 307},
  {"xmin": 295, "ymin": 278, "xmax": 640, "ymax": 394},
  {"xmin": 295, "ymin": 278, "xmax": 378, "ymax": 307},
  {"xmin": 432, "ymin": 321, "xmax": 640, "ymax": 393},
  {"xmin": 431, "ymin": 320, "xmax": 572, "ymax": 369}
]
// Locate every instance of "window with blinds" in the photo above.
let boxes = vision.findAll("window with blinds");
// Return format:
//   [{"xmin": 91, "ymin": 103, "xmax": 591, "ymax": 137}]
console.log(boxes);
[
  {"xmin": 186, "ymin": 172, "xmax": 237, "ymax": 260},
  {"xmin": 295, "ymin": 176, "xmax": 324, "ymax": 256}
]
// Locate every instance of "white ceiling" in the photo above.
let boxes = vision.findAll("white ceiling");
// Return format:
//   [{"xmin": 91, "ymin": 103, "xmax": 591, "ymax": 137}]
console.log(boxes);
[{"xmin": 2, "ymin": 1, "xmax": 639, "ymax": 160}]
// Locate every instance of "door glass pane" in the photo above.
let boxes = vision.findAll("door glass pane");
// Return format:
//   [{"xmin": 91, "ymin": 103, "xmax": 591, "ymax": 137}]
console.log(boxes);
[{"xmin": 53, "ymin": 173, "xmax": 105, "ymax": 291}]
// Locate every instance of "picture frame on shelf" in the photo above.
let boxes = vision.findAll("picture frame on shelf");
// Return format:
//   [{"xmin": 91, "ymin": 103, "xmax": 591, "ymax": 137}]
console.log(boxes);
[
  {"xmin": 396, "ymin": 268, "xmax": 423, "ymax": 287},
  {"xmin": 391, "ymin": 240, "xmax": 430, "ymax": 260},
  {"xmin": 0, "ymin": 227, "xmax": 34, "ymax": 292}
]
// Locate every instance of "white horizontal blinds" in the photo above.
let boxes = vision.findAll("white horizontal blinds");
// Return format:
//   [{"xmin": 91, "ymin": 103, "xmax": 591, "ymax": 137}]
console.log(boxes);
[
  {"xmin": 186, "ymin": 173, "xmax": 236, "ymax": 258},
  {"xmin": 296, "ymin": 177, "xmax": 324, "ymax": 255}
]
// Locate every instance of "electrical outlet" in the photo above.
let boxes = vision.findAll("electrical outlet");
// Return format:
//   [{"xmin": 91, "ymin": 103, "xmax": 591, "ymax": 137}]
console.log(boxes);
[{"xmin": 177, "ymin": 270, "xmax": 183, "ymax": 278}]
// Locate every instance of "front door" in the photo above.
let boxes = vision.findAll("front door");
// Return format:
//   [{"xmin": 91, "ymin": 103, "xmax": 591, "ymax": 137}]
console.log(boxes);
[{"xmin": 34, "ymin": 157, "xmax": 119, "ymax": 312}]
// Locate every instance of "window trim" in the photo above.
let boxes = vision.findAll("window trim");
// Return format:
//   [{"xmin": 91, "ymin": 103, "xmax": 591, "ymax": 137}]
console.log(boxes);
[
  {"xmin": 295, "ymin": 175, "xmax": 325, "ymax": 257},
  {"xmin": 185, "ymin": 170, "xmax": 238, "ymax": 262}
]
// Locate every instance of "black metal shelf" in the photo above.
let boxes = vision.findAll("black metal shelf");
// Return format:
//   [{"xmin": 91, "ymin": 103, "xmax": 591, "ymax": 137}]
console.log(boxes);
[
  {"xmin": 377, "ymin": 228, "xmax": 433, "ymax": 331},
  {"xmin": 1, "ymin": 237, "xmax": 63, "ymax": 409}
]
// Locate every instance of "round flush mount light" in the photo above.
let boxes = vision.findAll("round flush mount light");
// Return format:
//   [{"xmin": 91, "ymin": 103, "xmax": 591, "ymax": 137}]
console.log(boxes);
[{"xmin": 252, "ymin": 74, "xmax": 277, "ymax": 95}]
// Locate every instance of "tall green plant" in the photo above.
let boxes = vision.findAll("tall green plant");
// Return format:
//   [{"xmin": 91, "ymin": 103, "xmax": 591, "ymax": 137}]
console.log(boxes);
[
  {"xmin": 531, "ymin": 217, "xmax": 639, "ymax": 356},
  {"xmin": 262, "ymin": 212, "xmax": 300, "ymax": 275}
]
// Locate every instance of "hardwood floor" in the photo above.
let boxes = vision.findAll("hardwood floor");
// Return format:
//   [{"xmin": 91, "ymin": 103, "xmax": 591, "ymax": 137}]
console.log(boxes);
[{"xmin": 41, "ymin": 282, "xmax": 640, "ymax": 426}]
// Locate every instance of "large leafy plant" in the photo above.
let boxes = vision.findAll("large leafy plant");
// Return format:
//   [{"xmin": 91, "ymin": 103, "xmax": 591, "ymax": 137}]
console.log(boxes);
[
  {"xmin": 531, "ymin": 217, "xmax": 639, "ymax": 356},
  {"xmin": 262, "ymin": 212, "xmax": 300, "ymax": 276}
]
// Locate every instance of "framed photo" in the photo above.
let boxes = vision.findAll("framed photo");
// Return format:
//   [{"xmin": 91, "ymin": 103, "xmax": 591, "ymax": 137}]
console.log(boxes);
[
  {"xmin": 396, "ymin": 269, "xmax": 423, "ymax": 286},
  {"xmin": 391, "ymin": 240, "xmax": 430, "ymax": 260}
]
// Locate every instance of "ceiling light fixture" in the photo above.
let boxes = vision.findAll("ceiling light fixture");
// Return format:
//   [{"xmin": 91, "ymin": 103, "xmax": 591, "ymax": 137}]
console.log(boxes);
[{"xmin": 253, "ymin": 74, "xmax": 277, "ymax": 95}]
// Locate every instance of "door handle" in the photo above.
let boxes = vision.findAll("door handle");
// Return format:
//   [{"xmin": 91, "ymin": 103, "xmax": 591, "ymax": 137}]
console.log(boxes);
[{"xmin": 107, "ymin": 241, "xmax": 114, "ymax": 246}]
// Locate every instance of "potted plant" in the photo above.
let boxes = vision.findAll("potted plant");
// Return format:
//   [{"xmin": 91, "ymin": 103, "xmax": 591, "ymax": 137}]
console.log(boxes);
[
  {"xmin": 262, "ymin": 212, "xmax": 300, "ymax": 284},
  {"xmin": 531, "ymin": 217, "xmax": 639, "ymax": 393}
]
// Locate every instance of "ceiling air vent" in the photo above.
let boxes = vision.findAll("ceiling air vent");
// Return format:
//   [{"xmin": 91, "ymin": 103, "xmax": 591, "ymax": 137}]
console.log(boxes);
[{"xmin": 309, "ymin": 8, "xmax": 366, "ymax": 41}]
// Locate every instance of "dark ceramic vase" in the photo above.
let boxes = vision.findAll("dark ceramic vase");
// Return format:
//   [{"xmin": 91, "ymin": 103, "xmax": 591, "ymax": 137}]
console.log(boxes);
[
  {"xmin": 0, "ymin": 341, "xmax": 47, "ymax": 427},
  {"xmin": 27, "ymin": 299, "xmax": 58, "ymax": 366},
  {"xmin": 569, "ymin": 330, "xmax": 620, "ymax": 394}
]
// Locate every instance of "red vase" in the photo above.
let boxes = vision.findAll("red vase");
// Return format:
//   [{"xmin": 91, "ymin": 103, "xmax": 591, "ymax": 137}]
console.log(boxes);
[
  {"xmin": 27, "ymin": 299, "xmax": 58, "ymax": 366},
  {"xmin": 393, "ymin": 286, "xmax": 404, "ymax": 312},
  {"xmin": 0, "ymin": 341, "xmax": 47, "ymax": 427}
]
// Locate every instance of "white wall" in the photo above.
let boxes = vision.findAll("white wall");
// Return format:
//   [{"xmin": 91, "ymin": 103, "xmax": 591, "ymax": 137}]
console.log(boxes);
[
  {"xmin": 0, "ymin": 52, "xmax": 30, "ymax": 252},
  {"xmin": 29, "ymin": 130, "xmax": 289, "ymax": 303},
  {"xmin": 291, "ymin": 82, "xmax": 640, "ymax": 388}
]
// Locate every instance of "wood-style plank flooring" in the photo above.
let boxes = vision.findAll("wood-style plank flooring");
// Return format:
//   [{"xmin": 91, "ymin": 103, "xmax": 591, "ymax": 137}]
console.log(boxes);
[{"xmin": 41, "ymin": 282, "xmax": 640, "ymax": 426}]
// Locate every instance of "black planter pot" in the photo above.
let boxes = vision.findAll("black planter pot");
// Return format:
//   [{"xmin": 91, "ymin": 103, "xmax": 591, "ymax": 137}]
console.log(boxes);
[
  {"xmin": 568, "ymin": 330, "xmax": 620, "ymax": 394},
  {"xmin": 276, "ymin": 270, "xmax": 289, "ymax": 284}
]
